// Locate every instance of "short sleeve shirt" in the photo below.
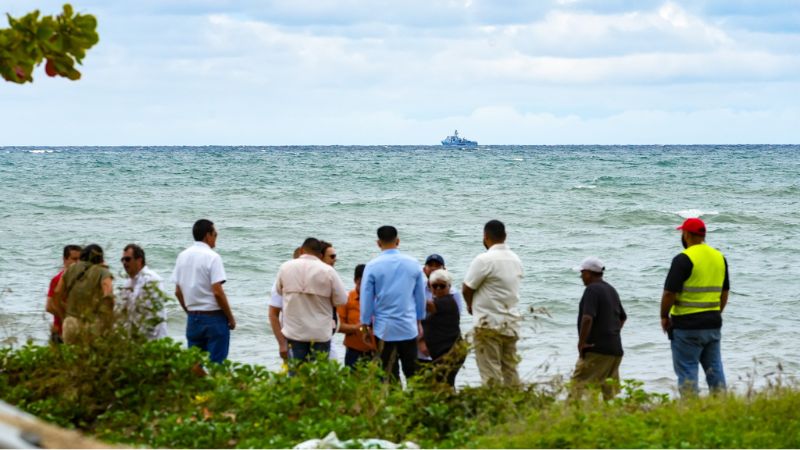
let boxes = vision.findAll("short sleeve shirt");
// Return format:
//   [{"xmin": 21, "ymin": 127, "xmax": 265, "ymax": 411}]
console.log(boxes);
[
  {"xmin": 171, "ymin": 242, "xmax": 227, "ymax": 311},
  {"xmin": 577, "ymin": 280, "xmax": 626, "ymax": 356},
  {"xmin": 664, "ymin": 252, "xmax": 730, "ymax": 329},
  {"xmin": 463, "ymin": 243, "xmax": 523, "ymax": 337}
]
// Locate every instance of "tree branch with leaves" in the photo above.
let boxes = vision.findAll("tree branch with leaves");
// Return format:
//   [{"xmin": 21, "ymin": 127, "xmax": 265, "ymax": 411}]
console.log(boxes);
[{"xmin": 0, "ymin": 3, "xmax": 98, "ymax": 83}]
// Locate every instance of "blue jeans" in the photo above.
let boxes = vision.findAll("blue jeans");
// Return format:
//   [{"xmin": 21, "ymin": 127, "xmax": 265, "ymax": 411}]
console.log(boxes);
[
  {"xmin": 344, "ymin": 347, "xmax": 375, "ymax": 369},
  {"xmin": 671, "ymin": 328, "xmax": 726, "ymax": 395},
  {"xmin": 287, "ymin": 339, "xmax": 330, "ymax": 363},
  {"xmin": 186, "ymin": 312, "xmax": 230, "ymax": 364}
]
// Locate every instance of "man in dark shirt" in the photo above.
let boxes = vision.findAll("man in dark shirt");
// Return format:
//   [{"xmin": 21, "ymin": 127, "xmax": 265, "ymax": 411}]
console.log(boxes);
[
  {"xmin": 570, "ymin": 256, "xmax": 627, "ymax": 400},
  {"xmin": 661, "ymin": 217, "xmax": 729, "ymax": 396}
]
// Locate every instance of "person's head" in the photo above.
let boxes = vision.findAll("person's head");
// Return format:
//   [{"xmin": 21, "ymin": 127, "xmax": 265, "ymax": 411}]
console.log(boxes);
[
  {"xmin": 354, "ymin": 263, "xmax": 366, "ymax": 294},
  {"xmin": 192, "ymin": 219, "xmax": 217, "ymax": 248},
  {"xmin": 122, "ymin": 244, "xmax": 146, "ymax": 277},
  {"xmin": 577, "ymin": 256, "xmax": 604, "ymax": 286},
  {"xmin": 483, "ymin": 219, "xmax": 507, "ymax": 249},
  {"xmin": 292, "ymin": 246, "xmax": 302, "ymax": 259},
  {"xmin": 301, "ymin": 237, "xmax": 323, "ymax": 258},
  {"xmin": 423, "ymin": 253, "xmax": 445, "ymax": 278},
  {"xmin": 677, "ymin": 217, "xmax": 706, "ymax": 248},
  {"xmin": 62, "ymin": 245, "xmax": 81, "ymax": 269},
  {"xmin": 320, "ymin": 240, "xmax": 337, "ymax": 266},
  {"xmin": 376, "ymin": 225, "xmax": 399, "ymax": 250},
  {"xmin": 429, "ymin": 269, "xmax": 453, "ymax": 298},
  {"xmin": 80, "ymin": 244, "xmax": 104, "ymax": 265}
]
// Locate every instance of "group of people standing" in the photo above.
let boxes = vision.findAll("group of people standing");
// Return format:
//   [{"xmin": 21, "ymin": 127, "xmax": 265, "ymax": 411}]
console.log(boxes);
[{"xmin": 45, "ymin": 216, "xmax": 730, "ymax": 397}]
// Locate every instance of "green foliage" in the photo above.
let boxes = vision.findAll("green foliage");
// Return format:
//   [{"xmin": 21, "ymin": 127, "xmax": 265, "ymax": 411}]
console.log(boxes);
[
  {"xmin": 473, "ymin": 379, "xmax": 800, "ymax": 448},
  {"xmin": 0, "ymin": 4, "xmax": 98, "ymax": 83},
  {"xmin": 2, "ymin": 331, "xmax": 799, "ymax": 448}
]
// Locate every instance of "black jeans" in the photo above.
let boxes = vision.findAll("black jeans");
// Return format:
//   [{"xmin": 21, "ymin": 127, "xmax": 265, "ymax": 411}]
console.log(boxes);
[{"xmin": 376, "ymin": 337, "xmax": 419, "ymax": 382}]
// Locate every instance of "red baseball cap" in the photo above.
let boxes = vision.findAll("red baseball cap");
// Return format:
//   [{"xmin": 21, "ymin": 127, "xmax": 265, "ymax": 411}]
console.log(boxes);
[{"xmin": 677, "ymin": 217, "xmax": 706, "ymax": 236}]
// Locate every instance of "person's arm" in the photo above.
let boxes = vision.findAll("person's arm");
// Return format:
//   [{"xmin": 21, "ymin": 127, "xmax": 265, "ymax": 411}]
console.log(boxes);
[
  {"xmin": 577, "ymin": 314, "xmax": 594, "ymax": 357},
  {"xmin": 175, "ymin": 285, "xmax": 188, "ymax": 313},
  {"xmin": 462, "ymin": 284, "xmax": 475, "ymax": 315},
  {"xmin": 660, "ymin": 290, "xmax": 676, "ymax": 333},
  {"xmin": 212, "ymin": 282, "xmax": 236, "ymax": 330},
  {"xmin": 359, "ymin": 267, "xmax": 375, "ymax": 326},
  {"xmin": 720, "ymin": 258, "xmax": 730, "ymax": 313},
  {"xmin": 414, "ymin": 270, "xmax": 427, "ymax": 322},
  {"xmin": 338, "ymin": 303, "xmax": 359, "ymax": 334},
  {"xmin": 425, "ymin": 300, "xmax": 436, "ymax": 314},
  {"xmin": 51, "ymin": 276, "xmax": 66, "ymax": 319},
  {"xmin": 720, "ymin": 290, "xmax": 729, "ymax": 313},
  {"xmin": 268, "ymin": 305, "xmax": 287, "ymax": 360}
]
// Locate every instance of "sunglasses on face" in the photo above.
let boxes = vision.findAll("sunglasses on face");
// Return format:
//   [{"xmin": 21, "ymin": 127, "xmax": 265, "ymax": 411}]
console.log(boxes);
[
  {"xmin": 431, "ymin": 283, "xmax": 448, "ymax": 290},
  {"xmin": 328, "ymin": 253, "xmax": 337, "ymax": 259},
  {"xmin": 121, "ymin": 256, "xmax": 133, "ymax": 263}
]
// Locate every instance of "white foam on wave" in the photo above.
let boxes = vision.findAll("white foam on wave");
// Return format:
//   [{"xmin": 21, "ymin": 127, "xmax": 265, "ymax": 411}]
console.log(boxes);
[
  {"xmin": 574, "ymin": 184, "xmax": 597, "ymax": 190},
  {"xmin": 28, "ymin": 149, "xmax": 54, "ymax": 154},
  {"xmin": 676, "ymin": 209, "xmax": 719, "ymax": 218},
  {"xmin": 511, "ymin": 157, "xmax": 524, "ymax": 161}
]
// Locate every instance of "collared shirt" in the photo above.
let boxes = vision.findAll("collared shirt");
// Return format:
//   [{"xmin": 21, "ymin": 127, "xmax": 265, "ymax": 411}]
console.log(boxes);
[
  {"xmin": 277, "ymin": 254, "xmax": 347, "ymax": 342},
  {"xmin": 120, "ymin": 266, "xmax": 168, "ymax": 340},
  {"xmin": 171, "ymin": 242, "xmax": 227, "ymax": 311},
  {"xmin": 360, "ymin": 249, "xmax": 427, "ymax": 342},
  {"xmin": 463, "ymin": 243, "xmax": 523, "ymax": 337}
]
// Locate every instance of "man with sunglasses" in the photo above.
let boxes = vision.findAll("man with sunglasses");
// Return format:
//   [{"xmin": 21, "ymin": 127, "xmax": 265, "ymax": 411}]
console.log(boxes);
[
  {"xmin": 172, "ymin": 219, "xmax": 236, "ymax": 363},
  {"xmin": 120, "ymin": 244, "xmax": 168, "ymax": 340}
]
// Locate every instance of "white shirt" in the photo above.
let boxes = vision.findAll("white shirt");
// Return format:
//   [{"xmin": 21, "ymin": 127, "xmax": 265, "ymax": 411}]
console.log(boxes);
[
  {"xmin": 121, "ymin": 266, "xmax": 168, "ymax": 340},
  {"xmin": 171, "ymin": 242, "xmax": 227, "ymax": 311},
  {"xmin": 268, "ymin": 276, "xmax": 340, "ymax": 359},
  {"xmin": 277, "ymin": 254, "xmax": 347, "ymax": 342},
  {"xmin": 463, "ymin": 243, "xmax": 523, "ymax": 337}
]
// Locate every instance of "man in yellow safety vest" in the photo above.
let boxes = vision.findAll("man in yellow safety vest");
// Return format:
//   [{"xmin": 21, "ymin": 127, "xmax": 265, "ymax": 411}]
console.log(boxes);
[{"xmin": 660, "ymin": 217, "xmax": 729, "ymax": 396}]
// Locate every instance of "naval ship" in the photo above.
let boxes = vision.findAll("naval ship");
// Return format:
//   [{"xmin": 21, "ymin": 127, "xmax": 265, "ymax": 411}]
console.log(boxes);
[{"xmin": 441, "ymin": 129, "xmax": 477, "ymax": 146}]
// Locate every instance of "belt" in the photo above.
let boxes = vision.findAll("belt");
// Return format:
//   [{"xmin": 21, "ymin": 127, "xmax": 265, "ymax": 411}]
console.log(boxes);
[{"xmin": 187, "ymin": 310, "xmax": 224, "ymax": 316}]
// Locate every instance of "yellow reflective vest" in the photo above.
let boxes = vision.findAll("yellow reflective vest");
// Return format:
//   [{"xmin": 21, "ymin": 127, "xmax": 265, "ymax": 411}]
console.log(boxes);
[{"xmin": 671, "ymin": 243, "xmax": 726, "ymax": 316}]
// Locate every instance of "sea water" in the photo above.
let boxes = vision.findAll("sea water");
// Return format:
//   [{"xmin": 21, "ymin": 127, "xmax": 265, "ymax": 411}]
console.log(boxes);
[{"xmin": 1, "ymin": 145, "xmax": 798, "ymax": 394}]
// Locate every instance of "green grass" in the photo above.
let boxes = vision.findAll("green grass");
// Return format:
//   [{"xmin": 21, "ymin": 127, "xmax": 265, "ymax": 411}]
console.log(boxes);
[{"xmin": 1, "ymin": 333, "xmax": 798, "ymax": 448}]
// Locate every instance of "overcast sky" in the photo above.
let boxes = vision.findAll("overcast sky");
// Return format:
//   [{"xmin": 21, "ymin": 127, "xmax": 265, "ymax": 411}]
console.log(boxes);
[{"xmin": 2, "ymin": 1, "xmax": 799, "ymax": 145}]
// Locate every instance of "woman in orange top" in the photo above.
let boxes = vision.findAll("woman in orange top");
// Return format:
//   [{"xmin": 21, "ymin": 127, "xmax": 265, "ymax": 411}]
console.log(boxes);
[{"xmin": 337, "ymin": 264, "xmax": 376, "ymax": 368}]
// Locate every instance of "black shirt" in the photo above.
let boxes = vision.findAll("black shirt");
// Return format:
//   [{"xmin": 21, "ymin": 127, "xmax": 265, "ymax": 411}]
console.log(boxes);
[
  {"xmin": 577, "ymin": 280, "xmax": 627, "ymax": 356},
  {"xmin": 422, "ymin": 294, "xmax": 461, "ymax": 360},
  {"xmin": 664, "ymin": 253, "xmax": 730, "ymax": 330}
]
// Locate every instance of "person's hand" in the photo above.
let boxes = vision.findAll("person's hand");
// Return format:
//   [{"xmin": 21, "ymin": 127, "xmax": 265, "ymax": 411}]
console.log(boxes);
[
  {"xmin": 279, "ymin": 342, "xmax": 288, "ymax": 361},
  {"xmin": 578, "ymin": 342, "xmax": 594, "ymax": 358},
  {"xmin": 661, "ymin": 317, "xmax": 671, "ymax": 334},
  {"xmin": 467, "ymin": 305, "xmax": 473, "ymax": 315},
  {"xmin": 228, "ymin": 318, "xmax": 237, "ymax": 330},
  {"xmin": 418, "ymin": 339, "xmax": 430, "ymax": 358}
]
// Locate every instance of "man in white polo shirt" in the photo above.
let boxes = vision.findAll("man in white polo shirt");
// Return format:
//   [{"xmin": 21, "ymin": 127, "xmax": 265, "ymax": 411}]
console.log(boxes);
[
  {"xmin": 462, "ymin": 219, "xmax": 524, "ymax": 386},
  {"xmin": 172, "ymin": 219, "xmax": 236, "ymax": 363}
]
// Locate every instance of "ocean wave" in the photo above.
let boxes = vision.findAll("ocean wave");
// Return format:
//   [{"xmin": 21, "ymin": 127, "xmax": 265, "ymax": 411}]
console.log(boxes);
[
  {"xmin": 28, "ymin": 149, "xmax": 55, "ymax": 154},
  {"xmin": 571, "ymin": 184, "xmax": 597, "ymax": 190},
  {"xmin": 675, "ymin": 209, "xmax": 719, "ymax": 219}
]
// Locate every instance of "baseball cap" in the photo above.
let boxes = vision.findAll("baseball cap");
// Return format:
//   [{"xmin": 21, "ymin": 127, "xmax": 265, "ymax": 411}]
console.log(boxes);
[
  {"xmin": 575, "ymin": 256, "xmax": 605, "ymax": 273},
  {"xmin": 425, "ymin": 254, "xmax": 445, "ymax": 266},
  {"xmin": 676, "ymin": 217, "xmax": 706, "ymax": 236}
]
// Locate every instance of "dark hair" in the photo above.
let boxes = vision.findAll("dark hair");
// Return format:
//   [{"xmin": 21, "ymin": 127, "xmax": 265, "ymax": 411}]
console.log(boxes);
[
  {"xmin": 192, "ymin": 219, "xmax": 215, "ymax": 241},
  {"xmin": 320, "ymin": 240, "xmax": 333, "ymax": 256},
  {"xmin": 123, "ymin": 243, "xmax": 146, "ymax": 266},
  {"xmin": 292, "ymin": 246, "xmax": 302, "ymax": 259},
  {"xmin": 484, "ymin": 219, "xmax": 507, "ymax": 242},
  {"xmin": 62, "ymin": 245, "xmax": 82, "ymax": 259},
  {"xmin": 377, "ymin": 225, "xmax": 398, "ymax": 243},
  {"xmin": 301, "ymin": 237, "xmax": 322, "ymax": 256},
  {"xmin": 80, "ymin": 244, "xmax": 104, "ymax": 264},
  {"xmin": 354, "ymin": 263, "xmax": 366, "ymax": 280}
]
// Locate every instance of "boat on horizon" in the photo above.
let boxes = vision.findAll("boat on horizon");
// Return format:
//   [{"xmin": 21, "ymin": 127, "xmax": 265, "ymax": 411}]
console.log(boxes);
[{"xmin": 441, "ymin": 129, "xmax": 477, "ymax": 147}]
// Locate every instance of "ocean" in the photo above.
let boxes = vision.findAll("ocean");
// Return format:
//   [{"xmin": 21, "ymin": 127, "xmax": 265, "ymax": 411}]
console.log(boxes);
[{"xmin": 1, "ymin": 145, "xmax": 798, "ymax": 394}]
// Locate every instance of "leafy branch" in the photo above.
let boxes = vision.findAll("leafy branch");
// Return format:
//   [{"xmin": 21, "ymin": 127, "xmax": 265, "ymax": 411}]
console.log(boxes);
[{"xmin": 0, "ymin": 3, "xmax": 98, "ymax": 83}]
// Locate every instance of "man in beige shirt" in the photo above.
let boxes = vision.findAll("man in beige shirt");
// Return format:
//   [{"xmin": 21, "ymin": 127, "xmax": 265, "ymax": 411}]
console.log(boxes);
[
  {"xmin": 277, "ymin": 237, "xmax": 347, "ymax": 364},
  {"xmin": 463, "ymin": 219, "xmax": 524, "ymax": 386}
]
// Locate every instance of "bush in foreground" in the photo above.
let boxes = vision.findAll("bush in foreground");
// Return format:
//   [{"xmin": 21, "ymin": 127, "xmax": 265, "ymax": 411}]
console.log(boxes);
[{"xmin": 1, "ymin": 334, "xmax": 799, "ymax": 448}]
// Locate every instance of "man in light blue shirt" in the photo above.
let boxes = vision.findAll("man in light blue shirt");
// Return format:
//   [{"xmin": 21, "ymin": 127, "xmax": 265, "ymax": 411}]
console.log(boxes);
[{"xmin": 360, "ymin": 225, "xmax": 426, "ymax": 381}]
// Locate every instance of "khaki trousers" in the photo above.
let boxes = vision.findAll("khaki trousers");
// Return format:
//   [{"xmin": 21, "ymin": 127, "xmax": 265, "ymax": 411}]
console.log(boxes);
[
  {"xmin": 571, "ymin": 352, "xmax": 623, "ymax": 400},
  {"xmin": 473, "ymin": 327, "xmax": 520, "ymax": 386},
  {"xmin": 62, "ymin": 316, "xmax": 106, "ymax": 345}
]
